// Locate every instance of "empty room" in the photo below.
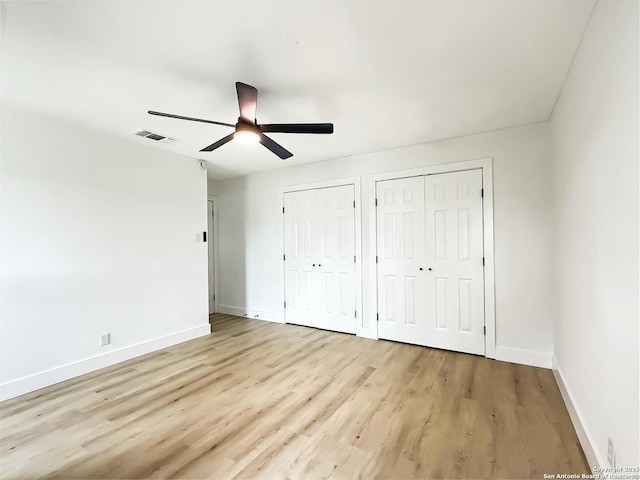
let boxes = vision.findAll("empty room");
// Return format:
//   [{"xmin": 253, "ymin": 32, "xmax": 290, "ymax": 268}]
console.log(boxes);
[{"xmin": 0, "ymin": 1, "xmax": 638, "ymax": 479}]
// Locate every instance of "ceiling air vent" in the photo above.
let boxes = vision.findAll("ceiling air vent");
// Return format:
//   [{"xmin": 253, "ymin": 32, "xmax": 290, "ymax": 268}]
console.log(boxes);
[{"xmin": 132, "ymin": 130, "xmax": 176, "ymax": 144}]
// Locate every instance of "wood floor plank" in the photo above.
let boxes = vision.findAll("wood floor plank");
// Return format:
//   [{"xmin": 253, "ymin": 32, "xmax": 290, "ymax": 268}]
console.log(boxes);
[{"xmin": 0, "ymin": 314, "xmax": 589, "ymax": 479}]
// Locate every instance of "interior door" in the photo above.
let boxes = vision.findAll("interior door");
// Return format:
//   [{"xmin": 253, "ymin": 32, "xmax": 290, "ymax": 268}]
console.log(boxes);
[
  {"xmin": 424, "ymin": 169, "xmax": 485, "ymax": 355},
  {"xmin": 376, "ymin": 176, "xmax": 428, "ymax": 345},
  {"xmin": 207, "ymin": 200, "xmax": 216, "ymax": 315},
  {"xmin": 284, "ymin": 189, "xmax": 316, "ymax": 328},
  {"xmin": 375, "ymin": 169, "xmax": 485, "ymax": 355},
  {"xmin": 284, "ymin": 185, "xmax": 356, "ymax": 334}
]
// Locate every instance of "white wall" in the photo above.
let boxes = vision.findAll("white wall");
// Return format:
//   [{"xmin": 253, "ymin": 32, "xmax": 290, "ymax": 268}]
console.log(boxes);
[
  {"xmin": 207, "ymin": 178, "xmax": 217, "ymax": 197},
  {"xmin": 214, "ymin": 122, "xmax": 554, "ymax": 366},
  {"xmin": 0, "ymin": 104, "xmax": 210, "ymax": 400},
  {"xmin": 550, "ymin": 1, "xmax": 639, "ymax": 469}
]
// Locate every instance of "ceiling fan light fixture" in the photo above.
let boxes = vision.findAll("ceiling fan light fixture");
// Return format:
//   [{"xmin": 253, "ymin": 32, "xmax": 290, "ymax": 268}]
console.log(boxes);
[{"xmin": 233, "ymin": 129, "xmax": 260, "ymax": 143}]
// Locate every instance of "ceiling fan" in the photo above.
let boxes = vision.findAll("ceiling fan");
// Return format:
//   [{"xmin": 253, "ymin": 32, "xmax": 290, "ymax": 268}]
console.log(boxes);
[{"xmin": 148, "ymin": 82, "xmax": 334, "ymax": 159}]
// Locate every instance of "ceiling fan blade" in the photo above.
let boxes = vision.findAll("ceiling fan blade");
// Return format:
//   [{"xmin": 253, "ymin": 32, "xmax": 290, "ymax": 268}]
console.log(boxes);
[
  {"xmin": 148, "ymin": 111, "xmax": 234, "ymax": 128},
  {"xmin": 200, "ymin": 133, "xmax": 235, "ymax": 152},
  {"xmin": 259, "ymin": 123, "xmax": 334, "ymax": 134},
  {"xmin": 259, "ymin": 133, "xmax": 293, "ymax": 159},
  {"xmin": 236, "ymin": 82, "xmax": 258, "ymax": 123}
]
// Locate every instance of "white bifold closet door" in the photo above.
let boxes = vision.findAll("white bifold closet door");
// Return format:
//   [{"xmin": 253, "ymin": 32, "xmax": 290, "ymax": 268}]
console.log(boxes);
[
  {"xmin": 284, "ymin": 185, "xmax": 356, "ymax": 334},
  {"xmin": 376, "ymin": 169, "xmax": 485, "ymax": 355}
]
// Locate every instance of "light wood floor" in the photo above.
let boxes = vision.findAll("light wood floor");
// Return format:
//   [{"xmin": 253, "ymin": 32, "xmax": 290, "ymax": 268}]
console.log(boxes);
[{"xmin": 1, "ymin": 314, "xmax": 588, "ymax": 479}]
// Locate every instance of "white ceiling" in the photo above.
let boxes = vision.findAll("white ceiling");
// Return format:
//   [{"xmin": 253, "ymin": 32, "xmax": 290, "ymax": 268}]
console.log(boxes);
[{"xmin": 2, "ymin": 0, "xmax": 594, "ymax": 179}]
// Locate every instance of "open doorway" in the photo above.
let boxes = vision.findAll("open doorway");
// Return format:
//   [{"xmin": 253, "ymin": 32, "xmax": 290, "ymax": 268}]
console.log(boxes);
[{"xmin": 207, "ymin": 199, "xmax": 217, "ymax": 315}]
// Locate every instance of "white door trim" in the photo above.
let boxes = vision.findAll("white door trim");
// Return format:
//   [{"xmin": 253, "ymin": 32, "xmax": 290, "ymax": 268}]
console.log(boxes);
[
  {"xmin": 369, "ymin": 158, "xmax": 496, "ymax": 359},
  {"xmin": 207, "ymin": 195, "xmax": 219, "ymax": 315},
  {"xmin": 280, "ymin": 177, "xmax": 364, "ymax": 337}
]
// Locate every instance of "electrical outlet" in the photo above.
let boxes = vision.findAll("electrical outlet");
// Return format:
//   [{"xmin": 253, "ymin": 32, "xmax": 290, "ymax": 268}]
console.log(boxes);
[
  {"xmin": 607, "ymin": 437, "xmax": 615, "ymax": 467},
  {"xmin": 99, "ymin": 333, "xmax": 110, "ymax": 346}
]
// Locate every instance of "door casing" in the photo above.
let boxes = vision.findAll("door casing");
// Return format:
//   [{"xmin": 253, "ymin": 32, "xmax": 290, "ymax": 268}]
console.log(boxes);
[{"xmin": 371, "ymin": 158, "xmax": 496, "ymax": 359}]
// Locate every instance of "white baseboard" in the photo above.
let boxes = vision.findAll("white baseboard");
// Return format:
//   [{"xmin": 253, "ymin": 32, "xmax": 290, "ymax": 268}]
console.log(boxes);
[
  {"xmin": 216, "ymin": 305, "xmax": 284, "ymax": 324},
  {"xmin": 0, "ymin": 324, "xmax": 211, "ymax": 402},
  {"xmin": 495, "ymin": 345, "xmax": 552, "ymax": 368},
  {"xmin": 552, "ymin": 356, "xmax": 602, "ymax": 471}
]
